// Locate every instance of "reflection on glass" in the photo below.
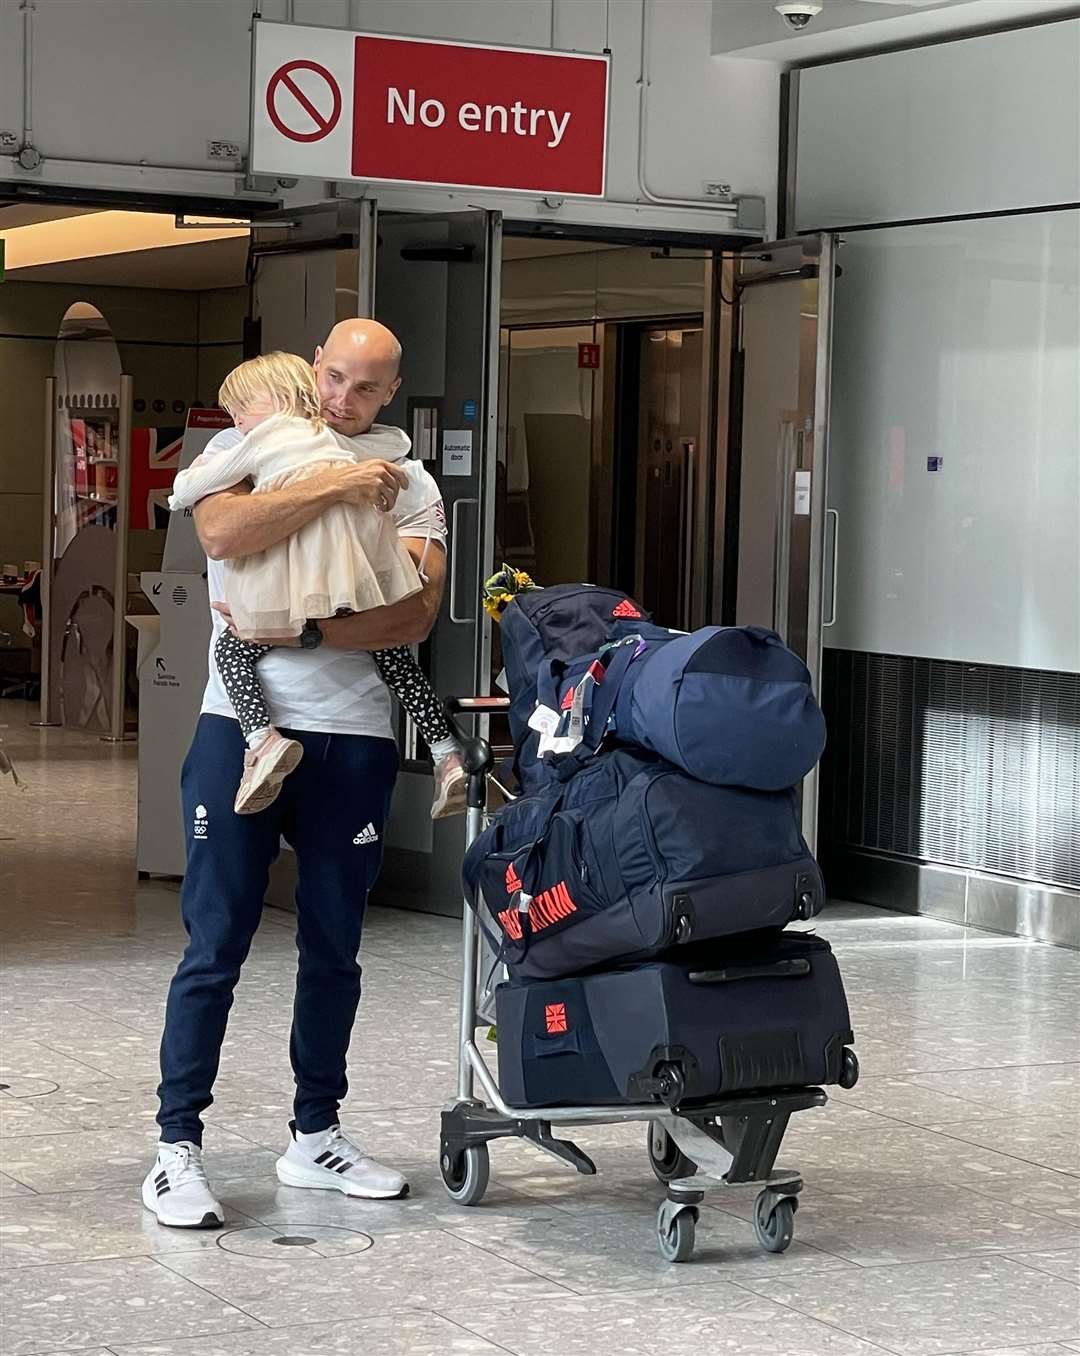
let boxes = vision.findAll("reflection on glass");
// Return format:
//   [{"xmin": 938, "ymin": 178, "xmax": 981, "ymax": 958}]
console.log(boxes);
[
  {"xmin": 497, "ymin": 324, "xmax": 596, "ymax": 585},
  {"xmin": 54, "ymin": 303, "xmax": 123, "ymax": 557}
]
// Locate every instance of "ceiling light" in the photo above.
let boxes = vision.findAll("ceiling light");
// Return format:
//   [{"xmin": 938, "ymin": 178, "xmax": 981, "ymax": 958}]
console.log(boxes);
[{"xmin": 0, "ymin": 210, "xmax": 249, "ymax": 271}]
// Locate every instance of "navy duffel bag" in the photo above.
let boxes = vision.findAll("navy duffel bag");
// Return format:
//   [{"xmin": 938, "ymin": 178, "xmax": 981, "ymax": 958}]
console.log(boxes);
[
  {"xmin": 463, "ymin": 747, "xmax": 823, "ymax": 982},
  {"xmin": 500, "ymin": 583, "xmax": 649, "ymax": 792},
  {"xmin": 539, "ymin": 625, "xmax": 827, "ymax": 793}
]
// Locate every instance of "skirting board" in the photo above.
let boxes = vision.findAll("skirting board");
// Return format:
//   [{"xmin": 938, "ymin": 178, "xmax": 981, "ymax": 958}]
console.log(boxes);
[{"xmin": 825, "ymin": 848, "xmax": 1080, "ymax": 949}]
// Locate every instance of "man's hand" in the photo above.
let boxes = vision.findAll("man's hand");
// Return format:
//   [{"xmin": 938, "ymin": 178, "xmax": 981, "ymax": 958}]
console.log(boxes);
[
  {"xmin": 320, "ymin": 539, "xmax": 446, "ymax": 651},
  {"xmin": 332, "ymin": 459, "xmax": 409, "ymax": 512},
  {"xmin": 211, "ymin": 602, "xmax": 300, "ymax": 647}
]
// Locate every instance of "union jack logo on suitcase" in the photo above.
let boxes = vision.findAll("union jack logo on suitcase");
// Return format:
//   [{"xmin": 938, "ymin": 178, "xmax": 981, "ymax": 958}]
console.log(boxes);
[{"xmin": 545, "ymin": 1003, "xmax": 568, "ymax": 1034}]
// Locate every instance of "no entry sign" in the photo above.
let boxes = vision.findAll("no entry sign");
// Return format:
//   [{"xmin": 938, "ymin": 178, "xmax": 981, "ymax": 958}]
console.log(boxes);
[
  {"xmin": 266, "ymin": 60, "xmax": 342, "ymax": 143},
  {"xmin": 251, "ymin": 22, "xmax": 609, "ymax": 197}
]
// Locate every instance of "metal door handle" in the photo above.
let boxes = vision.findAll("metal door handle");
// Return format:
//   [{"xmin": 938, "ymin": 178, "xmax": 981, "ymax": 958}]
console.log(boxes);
[
  {"xmin": 448, "ymin": 498, "xmax": 478, "ymax": 625},
  {"xmin": 824, "ymin": 507, "xmax": 839, "ymax": 627},
  {"xmin": 680, "ymin": 439, "xmax": 695, "ymax": 630},
  {"xmin": 772, "ymin": 422, "xmax": 797, "ymax": 641}
]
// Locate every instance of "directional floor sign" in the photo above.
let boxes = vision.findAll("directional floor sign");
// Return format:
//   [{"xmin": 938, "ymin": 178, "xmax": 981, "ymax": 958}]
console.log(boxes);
[{"xmin": 251, "ymin": 21, "xmax": 609, "ymax": 197}]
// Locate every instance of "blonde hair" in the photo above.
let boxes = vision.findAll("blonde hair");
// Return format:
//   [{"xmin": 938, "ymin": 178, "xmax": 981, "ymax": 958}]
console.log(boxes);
[{"xmin": 218, "ymin": 352, "xmax": 323, "ymax": 429}]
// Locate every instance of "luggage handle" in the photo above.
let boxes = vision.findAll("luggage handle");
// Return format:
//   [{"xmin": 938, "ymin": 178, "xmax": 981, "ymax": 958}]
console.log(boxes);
[
  {"xmin": 527, "ymin": 1029, "xmax": 584, "ymax": 1058},
  {"xmin": 688, "ymin": 959, "xmax": 811, "ymax": 985}
]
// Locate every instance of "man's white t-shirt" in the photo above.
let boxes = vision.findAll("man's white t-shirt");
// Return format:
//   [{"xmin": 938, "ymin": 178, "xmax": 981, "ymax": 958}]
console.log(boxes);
[{"xmin": 198, "ymin": 425, "xmax": 446, "ymax": 740}]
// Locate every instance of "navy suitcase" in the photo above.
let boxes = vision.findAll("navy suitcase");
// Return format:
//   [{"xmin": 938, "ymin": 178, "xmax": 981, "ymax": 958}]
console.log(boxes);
[{"xmin": 494, "ymin": 931, "xmax": 854, "ymax": 1110}]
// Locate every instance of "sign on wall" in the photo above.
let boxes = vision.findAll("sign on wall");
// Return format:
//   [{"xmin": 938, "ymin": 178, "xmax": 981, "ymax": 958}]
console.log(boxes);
[{"xmin": 251, "ymin": 22, "xmax": 609, "ymax": 197}]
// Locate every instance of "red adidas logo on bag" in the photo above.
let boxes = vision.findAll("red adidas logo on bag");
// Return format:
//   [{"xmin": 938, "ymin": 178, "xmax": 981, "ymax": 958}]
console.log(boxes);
[
  {"xmin": 612, "ymin": 599, "xmax": 642, "ymax": 619},
  {"xmin": 497, "ymin": 881, "xmax": 579, "ymax": 941},
  {"xmin": 505, "ymin": 862, "xmax": 522, "ymax": 894},
  {"xmin": 560, "ymin": 686, "xmax": 575, "ymax": 711}
]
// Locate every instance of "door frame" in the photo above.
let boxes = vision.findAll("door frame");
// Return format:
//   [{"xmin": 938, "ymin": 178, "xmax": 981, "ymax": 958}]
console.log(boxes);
[{"xmin": 714, "ymin": 232, "xmax": 838, "ymax": 848}]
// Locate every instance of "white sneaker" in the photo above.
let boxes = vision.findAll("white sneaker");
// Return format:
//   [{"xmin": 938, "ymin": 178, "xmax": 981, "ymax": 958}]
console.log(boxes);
[
  {"xmin": 276, "ymin": 1122, "xmax": 409, "ymax": 1200},
  {"xmin": 141, "ymin": 1142, "xmax": 224, "ymax": 1229}
]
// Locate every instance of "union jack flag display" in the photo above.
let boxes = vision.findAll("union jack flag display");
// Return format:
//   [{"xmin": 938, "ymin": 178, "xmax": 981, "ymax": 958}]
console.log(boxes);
[{"xmin": 128, "ymin": 425, "xmax": 185, "ymax": 530}]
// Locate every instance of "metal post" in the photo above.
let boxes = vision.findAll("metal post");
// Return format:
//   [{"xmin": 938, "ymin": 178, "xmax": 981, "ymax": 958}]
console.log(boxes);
[
  {"xmin": 457, "ymin": 804, "xmax": 483, "ymax": 1102},
  {"xmin": 31, "ymin": 377, "xmax": 60, "ymax": 727},
  {"xmin": 357, "ymin": 197, "xmax": 377, "ymax": 318},
  {"xmin": 103, "ymin": 375, "xmax": 133, "ymax": 742}
]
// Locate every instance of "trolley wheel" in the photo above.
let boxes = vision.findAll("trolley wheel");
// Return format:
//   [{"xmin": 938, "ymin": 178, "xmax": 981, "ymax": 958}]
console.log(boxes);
[
  {"xmin": 440, "ymin": 1143, "xmax": 490, "ymax": 1207},
  {"xmin": 647, "ymin": 1123, "xmax": 698, "ymax": 1185},
  {"xmin": 753, "ymin": 1192, "xmax": 796, "ymax": 1254},
  {"xmin": 838, "ymin": 1047, "xmax": 860, "ymax": 1090},
  {"xmin": 657, "ymin": 1205, "xmax": 698, "ymax": 1263}
]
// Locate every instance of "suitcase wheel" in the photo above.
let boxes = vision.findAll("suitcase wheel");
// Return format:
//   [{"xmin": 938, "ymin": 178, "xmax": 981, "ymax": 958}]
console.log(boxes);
[
  {"xmin": 657, "ymin": 1205, "xmax": 698, "ymax": 1263},
  {"xmin": 655, "ymin": 1062, "xmax": 686, "ymax": 1109},
  {"xmin": 839, "ymin": 1047, "xmax": 860, "ymax": 1090},
  {"xmin": 647, "ymin": 1124, "xmax": 698, "ymax": 1185},
  {"xmin": 440, "ymin": 1143, "xmax": 490, "ymax": 1207},
  {"xmin": 753, "ymin": 1191, "xmax": 796, "ymax": 1254}
]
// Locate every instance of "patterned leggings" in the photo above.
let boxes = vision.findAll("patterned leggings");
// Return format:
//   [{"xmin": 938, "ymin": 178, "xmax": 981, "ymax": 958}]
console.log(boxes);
[{"xmin": 214, "ymin": 630, "xmax": 453, "ymax": 747}]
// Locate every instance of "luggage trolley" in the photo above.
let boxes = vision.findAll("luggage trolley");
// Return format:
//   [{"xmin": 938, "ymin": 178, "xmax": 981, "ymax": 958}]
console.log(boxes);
[{"xmin": 437, "ymin": 698, "xmax": 859, "ymax": 1263}]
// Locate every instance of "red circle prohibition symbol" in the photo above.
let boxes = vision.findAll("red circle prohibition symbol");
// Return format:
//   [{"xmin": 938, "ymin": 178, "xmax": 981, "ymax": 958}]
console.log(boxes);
[{"xmin": 266, "ymin": 60, "xmax": 342, "ymax": 143}]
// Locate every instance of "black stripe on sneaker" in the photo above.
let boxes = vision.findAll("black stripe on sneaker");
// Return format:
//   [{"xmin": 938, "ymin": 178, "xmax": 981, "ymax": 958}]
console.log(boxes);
[
  {"xmin": 155, "ymin": 1172, "xmax": 168, "ymax": 1186},
  {"xmin": 314, "ymin": 1151, "xmax": 334, "ymax": 1166},
  {"xmin": 156, "ymin": 1184, "xmax": 171, "ymax": 1196},
  {"xmin": 335, "ymin": 1162, "xmax": 352, "ymax": 1173},
  {"xmin": 323, "ymin": 1155, "xmax": 344, "ymax": 1171}
]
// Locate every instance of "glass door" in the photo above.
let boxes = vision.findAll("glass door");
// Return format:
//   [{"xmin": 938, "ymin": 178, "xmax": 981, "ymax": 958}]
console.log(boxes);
[{"xmin": 721, "ymin": 234, "xmax": 836, "ymax": 849}]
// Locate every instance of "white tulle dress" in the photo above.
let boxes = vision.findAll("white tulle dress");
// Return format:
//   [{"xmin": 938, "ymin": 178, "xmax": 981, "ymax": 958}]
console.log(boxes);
[{"xmin": 168, "ymin": 414, "xmax": 422, "ymax": 641}]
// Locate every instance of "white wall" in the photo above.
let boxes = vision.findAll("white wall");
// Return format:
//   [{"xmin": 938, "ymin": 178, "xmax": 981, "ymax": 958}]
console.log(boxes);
[
  {"xmin": 825, "ymin": 210, "xmax": 1080, "ymax": 675},
  {"xmin": 795, "ymin": 18, "xmax": 1080, "ymax": 229},
  {"xmin": 0, "ymin": 0, "xmax": 780, "ymax": 236}
]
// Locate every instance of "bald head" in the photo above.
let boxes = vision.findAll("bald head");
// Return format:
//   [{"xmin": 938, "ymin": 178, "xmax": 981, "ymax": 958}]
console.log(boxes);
[{"xmin": 313, "ymin": 318, "xmax": 403, "ymax": 437}]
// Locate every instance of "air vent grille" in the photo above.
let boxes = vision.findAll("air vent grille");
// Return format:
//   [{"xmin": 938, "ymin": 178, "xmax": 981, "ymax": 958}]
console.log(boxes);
[{"xmin": 820, "ymin": 651, "xmax": 1080, "ymax": 890}]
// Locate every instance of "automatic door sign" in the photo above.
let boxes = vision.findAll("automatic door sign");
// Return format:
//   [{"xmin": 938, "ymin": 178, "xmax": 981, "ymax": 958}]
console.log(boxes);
[
  {"xmin": 266, "ymin": 60, "xmax": 342, "ymax": 143},
  {"xmin": 252, "ymin": 24, "xmax": 609, "ymax": 196}
]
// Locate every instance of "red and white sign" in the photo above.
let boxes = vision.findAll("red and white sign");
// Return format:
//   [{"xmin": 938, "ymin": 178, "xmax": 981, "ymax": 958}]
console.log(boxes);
[
  {"xmin": 577, "ymin": 342, "xmax": 600, "ymax": 369},
  {"xmin": 266, "ymin": 60, "xmax": 342, "ymax": 143},
  {"xmin": 251, "ymin": 22, "xmax": 609, "ymax": 197},
  {"xmin": 161, "ymin": 408, "xmax": 235, "ymax": 572}
]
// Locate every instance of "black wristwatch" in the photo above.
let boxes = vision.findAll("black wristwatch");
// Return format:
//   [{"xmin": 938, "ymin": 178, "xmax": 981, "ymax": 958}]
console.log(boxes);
[{"xmin": 299, "ymin": 619, "xmax": 323, "ymax": 650}]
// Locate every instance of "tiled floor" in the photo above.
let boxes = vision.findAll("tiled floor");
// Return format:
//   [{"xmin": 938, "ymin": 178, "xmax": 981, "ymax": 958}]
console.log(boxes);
[{"xmin": 1, "ymin": 705, "xmax": 1079, "ymax": 1356}]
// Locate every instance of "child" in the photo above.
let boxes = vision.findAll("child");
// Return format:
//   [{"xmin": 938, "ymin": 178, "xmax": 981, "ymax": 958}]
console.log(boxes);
[{"xmin": 169, "ymin": 352, "xmax": 464, "ymax": 818}]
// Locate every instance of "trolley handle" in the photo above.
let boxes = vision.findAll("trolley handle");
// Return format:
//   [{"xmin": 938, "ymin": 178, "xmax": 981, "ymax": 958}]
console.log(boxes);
[
  {"xmin": 689, "ymin": 959, "xmax": 811, "ymax": 985},
  {"xmin": 442, "ymin": 695, "xmax": 509, "ymax": 780},
  {"xmin": 444, "ymin": 696, "xmax": 511, "ymax": 716}
]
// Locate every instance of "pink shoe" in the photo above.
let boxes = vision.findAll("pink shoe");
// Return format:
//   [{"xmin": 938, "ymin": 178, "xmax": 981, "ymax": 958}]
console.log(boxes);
[
  {"xmin": 234, "ymin": 730, "xmax": 304, "ymax": 815},
  {"xmin": 431, "ymin": 751, "xmax": 467, "ymax": 820}
]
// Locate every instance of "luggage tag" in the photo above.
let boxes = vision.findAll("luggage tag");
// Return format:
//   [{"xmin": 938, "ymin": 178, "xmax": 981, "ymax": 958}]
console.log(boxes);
[
  {"xmin": 539, "ymin": 732, "xmax": 581, "ymax": 756},
  {"xmin": 530, "ymin": 703, "xmax": 568, "ymax": 757},
  {"xmin": 528, "ymin": 704, "xmax": 561, "ymax": 735}
]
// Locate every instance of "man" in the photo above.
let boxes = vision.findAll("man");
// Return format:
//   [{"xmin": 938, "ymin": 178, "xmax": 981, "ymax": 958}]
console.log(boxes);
[{"xmin": 143, "ymin": 319, "xmax": 445, "ymax": 1228}]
